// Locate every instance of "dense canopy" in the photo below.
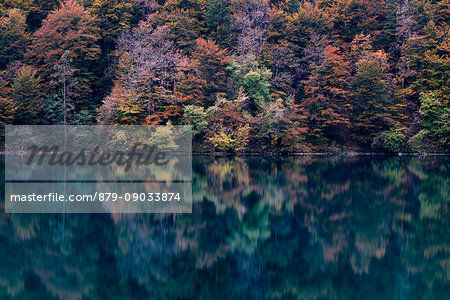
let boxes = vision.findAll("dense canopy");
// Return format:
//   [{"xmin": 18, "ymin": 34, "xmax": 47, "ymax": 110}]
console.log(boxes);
[{"xmin": 0, "ymin": 0, "xmax": 448, "ymax": 152}]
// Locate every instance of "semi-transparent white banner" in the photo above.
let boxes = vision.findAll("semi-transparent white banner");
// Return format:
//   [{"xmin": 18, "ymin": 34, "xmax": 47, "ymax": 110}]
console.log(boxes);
[{"xmin": 5, "ymin": 125, "xmax": 192, "ymax": 213}]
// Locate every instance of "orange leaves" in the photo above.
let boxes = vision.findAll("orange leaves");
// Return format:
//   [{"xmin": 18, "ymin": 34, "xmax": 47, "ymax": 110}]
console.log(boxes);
[
  {"xmin": 28, "ymin": 0, "xmax": 100, "ymax": 64},
  {"xmin": 187, "ymin": 38, "xmax": 230, "ymax": 105},
  {"xmin": 26, "ymin": 0, "xmax": 101, "ymax": 103},
  {"xmin": 302, "ymin": 45, "xmax": 352, "ymax": 140},
  {"xmin": 281, "ymin": 102, "xmax": 311, "ymax": 151},
  {"xmin": 145, "ymin": 106, "xmax": 181, "ymax": 125}
]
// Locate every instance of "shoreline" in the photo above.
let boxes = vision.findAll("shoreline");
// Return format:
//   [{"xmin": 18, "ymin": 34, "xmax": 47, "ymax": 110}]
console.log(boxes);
[
  {"xmin": 0, "ymin": 151, "xmax": 448, "ymax": 156},
  {"xmin": 191, "ymin": 152, "xmax": 449, "ymax": 156}
]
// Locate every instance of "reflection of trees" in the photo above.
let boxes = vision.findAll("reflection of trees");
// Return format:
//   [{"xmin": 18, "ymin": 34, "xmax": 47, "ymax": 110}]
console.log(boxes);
[
  {"xmin": 402, "ymin": 158, "xmax": 450, "ymax": 299},
  {"xmin": 0, "ymin": 156, "xmax": 448, "ymax": 299},
  {"xmin": 0, "ymin": 214, "xmax": 99, "ymax": 299}
]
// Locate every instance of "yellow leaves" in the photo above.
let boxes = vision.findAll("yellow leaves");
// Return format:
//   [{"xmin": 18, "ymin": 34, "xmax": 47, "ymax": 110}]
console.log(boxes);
[
  {"xmin": 208, "ymin": 124, "xmax": 250, "ymax": 152},
  {"xmin": 0, "ymin": 97, "xmax": 16, "ymax": 125},
  {"xmin": 208, "ymin": 131, "xmax": 235, "ymax": 151}
]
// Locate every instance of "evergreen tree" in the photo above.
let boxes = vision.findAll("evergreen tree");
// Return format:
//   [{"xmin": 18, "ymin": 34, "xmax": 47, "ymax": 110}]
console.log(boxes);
[{"xmin": 205, "ymin": 0, "xmax": 232, "ymax": 48}]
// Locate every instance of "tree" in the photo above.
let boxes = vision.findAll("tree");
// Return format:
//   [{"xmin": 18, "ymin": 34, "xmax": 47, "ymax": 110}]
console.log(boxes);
[
  {"xmin": 11, "ymin": 65, "xmax": 43, "ymax": 124},
  {"xmin": 26, "ymin": 0, "xmax": 100, "ymax": 108},
  {"xmin": 155, "ymin": 8, "xmax": 203, "ymax": 54},
  {"xmin": 184, "ymin": 105, "xmax": 207, "ymax": 135},
  {"xmin": 189, "ymin": 38, "xmax": 230, "ymax": 106},
  {"xmin": 302, "ymin": 45, "xmax": 352, "ymax": 144},
  {"xmin": 52, "ymin": 51, "xmax": 76, "ymax": 124},
  {"xmin": 0, "ymin": 9, "xmax": 29, "ymax": 68},
  {"xmin": 351, "ymin": 51, "xmax": 392, "ymax": 146},
  {"xmin": 281, "ymin": 100, "xmax": 310, "ymax": 152},
  {"xmin": 0, "ymin": 72, "xmax": 15, "ymax": 130},
  {"xmin": 204, "ymin": 0, "xmax": 232, "ymax": 48},
  {"xmin": 206, "ymin": 93, "xmax": 251, "ymax": 152},
  {"xmin": 242, "ymin": 68, "xmax": 272, "ymax": 105},
  {"xmin": 89, "ymin": 0, "xmax": 141, "ymax": 46},
  {"xmin": 371, "ymin": 127, "xmax": 406, "ymax": 152},
  {"xmin": 23, "ymin": 0, "xmax": 60, "ymax": 31},
  {"xmin": 97, "ymin": 53, "xmax": 148, "ymax": 125},
  {"xmin": 348, "ymin": 0, "xmax": 395, "ymax": 50},
  {"xmin": 261, "ymin": 43, "xmax": 300, "ymax": 100},
  {"xmin": 418, "ymin": 92, "xmax": 450, "ymax": 147},
  {"xmin": 402, "ymin": 20, "xmax": 449, "ymax": 105},
  {"xmin": 251, "ymin": 99, "xmax": 286, "ymax": 151},
  {"xmin": 98, "ymin": 23, "xmax": 186, "ymax": 125},
  {"xmin": 232, "ymin": 0, "xmax": 270, "ymax": 60}
]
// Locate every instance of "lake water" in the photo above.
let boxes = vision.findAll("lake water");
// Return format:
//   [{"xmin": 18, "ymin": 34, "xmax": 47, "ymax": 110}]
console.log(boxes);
[{"xmin": 0, "ymin": 156, "xmax": 449, "ymax": 299}]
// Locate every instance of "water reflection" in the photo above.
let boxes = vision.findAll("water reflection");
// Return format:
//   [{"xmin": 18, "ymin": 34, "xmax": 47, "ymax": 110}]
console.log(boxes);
[{"xmin": 0, "ymin": 156, "xmax": 449, "ymax": 299}]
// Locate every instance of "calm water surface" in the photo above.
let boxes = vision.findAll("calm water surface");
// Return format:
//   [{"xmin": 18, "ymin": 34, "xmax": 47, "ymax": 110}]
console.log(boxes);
[{"xmin": 0, "ymin": 156, "xmax": 449, "ymax": 299}]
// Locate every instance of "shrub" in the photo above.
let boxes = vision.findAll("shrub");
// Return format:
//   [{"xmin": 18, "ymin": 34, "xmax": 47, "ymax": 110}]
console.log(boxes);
[
  {"xmin": 372, "ymin": 128, "xmax": 406, "ymax": 152},
  {"xmin": 407, "ymin": 129, "xmax": 428, "ymax": 152}
]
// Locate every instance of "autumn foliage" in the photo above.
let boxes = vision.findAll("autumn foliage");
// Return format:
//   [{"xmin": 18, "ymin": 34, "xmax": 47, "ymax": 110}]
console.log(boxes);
[{"xmin": 0, "ymin": 0, "xmax": 448, "ymax": 152}]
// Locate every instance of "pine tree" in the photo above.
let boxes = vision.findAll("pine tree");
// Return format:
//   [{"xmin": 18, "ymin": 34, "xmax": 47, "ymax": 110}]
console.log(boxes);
[{"xmin": 205, "ymin": 0, "xmax": 232, "ymax": 48}]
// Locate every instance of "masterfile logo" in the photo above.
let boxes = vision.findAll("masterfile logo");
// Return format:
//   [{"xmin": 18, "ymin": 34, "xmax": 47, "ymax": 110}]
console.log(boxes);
[{"xmin": 5, "ymin": 125, "xmax": 192, "ymax": 213}]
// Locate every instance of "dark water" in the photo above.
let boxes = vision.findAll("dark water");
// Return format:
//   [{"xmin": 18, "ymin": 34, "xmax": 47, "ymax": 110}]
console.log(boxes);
[{"xmin": 0, "ymin": 156, "xmax": 449, "ymax": 299}]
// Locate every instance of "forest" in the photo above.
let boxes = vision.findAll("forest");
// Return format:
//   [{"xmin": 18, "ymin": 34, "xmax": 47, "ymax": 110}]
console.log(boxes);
[{"xmin": 0, "ymin": 0, "xmax": 448, "ymax": 152}]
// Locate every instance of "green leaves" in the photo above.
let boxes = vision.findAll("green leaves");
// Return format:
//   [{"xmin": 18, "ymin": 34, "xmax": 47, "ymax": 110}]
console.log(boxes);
[
  {"xmin": 0, "ymin": 0, "xmax": 447, "ymax": 152},
  {"xmin": 372, "ymin": 128, "xmax": 406, "ymax": 152},
  {"xmin": 242, "ymin": 68, "xmax": 272, "ymax": 105},
  {"xmin": 184, "ymin": 105, "xmax": 207, "ymax": 135},
  {"xmin": 419, "ymin": 92, "xmax": 450, "ymax": 147}
]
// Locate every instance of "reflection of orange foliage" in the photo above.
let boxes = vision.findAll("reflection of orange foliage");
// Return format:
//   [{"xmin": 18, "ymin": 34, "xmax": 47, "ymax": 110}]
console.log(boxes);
[
  {"xmin": 195, "ymin": 245, "xmax": 229, "ymax": 268},
  {"xmin": 322, "ymin": 232, "xmax": 348, "ymax": 263},
  {"xmin": 320, "ymin": 182, "xmax": 350, "ymax": 201},
  {"xmin": 207, "ymin": 158, "xmax": 250, "ymax": 191},
  {"xmin": 424, "ymin": 245, "xmax": 450, "ymax": 259}
]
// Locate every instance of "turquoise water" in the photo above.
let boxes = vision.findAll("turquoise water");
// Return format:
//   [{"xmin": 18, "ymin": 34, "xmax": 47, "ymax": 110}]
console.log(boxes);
[{"xmin": 0, "ymin": 156, "xmax": 449, "ymax": 299}]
